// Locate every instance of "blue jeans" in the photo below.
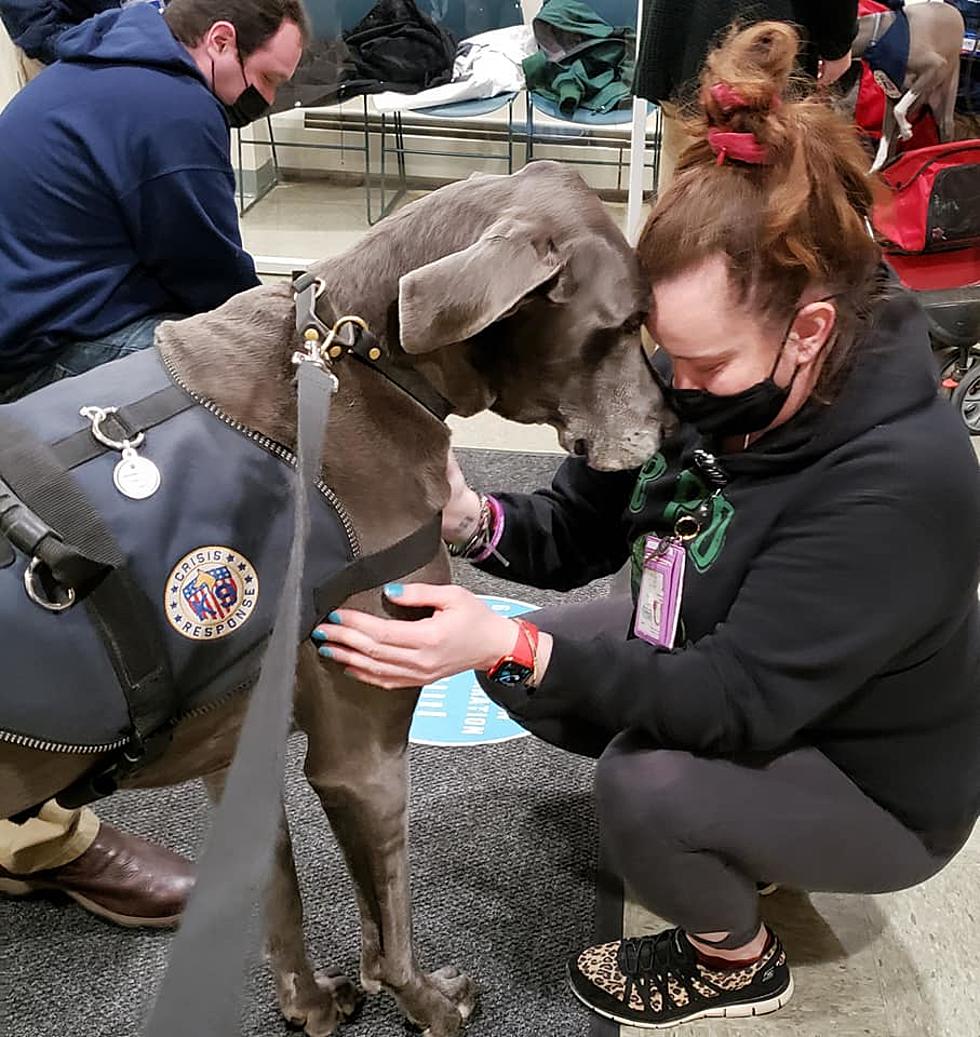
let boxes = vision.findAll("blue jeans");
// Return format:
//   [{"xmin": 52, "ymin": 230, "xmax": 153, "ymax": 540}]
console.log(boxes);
[{"xmin": 0, "ymin": 314, "xmax": 178, "ymax": 403}]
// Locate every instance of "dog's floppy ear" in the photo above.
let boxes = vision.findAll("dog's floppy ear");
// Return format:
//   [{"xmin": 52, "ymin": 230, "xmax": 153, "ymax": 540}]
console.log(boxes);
[{"xmin": 398, "ymin": 220, "xmax": 562, "ymax": 354}]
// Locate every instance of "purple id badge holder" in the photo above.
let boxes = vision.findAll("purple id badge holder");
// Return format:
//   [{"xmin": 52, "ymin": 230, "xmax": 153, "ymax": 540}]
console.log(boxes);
[
  {"xmin": 632, "ymin": 448, "xmax": 730, "ymax": 649},
  {"xmin": 634, "ymin": 535, "xmax": 686, "ymax": 649}
]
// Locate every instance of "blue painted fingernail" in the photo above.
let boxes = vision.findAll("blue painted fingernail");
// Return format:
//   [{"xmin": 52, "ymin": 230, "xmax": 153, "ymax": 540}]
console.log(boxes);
[
  {"xmin": 318, "ymin": 646, "xmax": 333, "ymax": 659},
  {"xmin": 311, "ymin": 629, "xmax": 328, "ymax": 642},
  {"xmin": 327, "ymin": 611, "xmax": 342, "ymax": 624},
  {"xmin": 385, "ymin": 583, "xmax": 404, "ymax": 598}
]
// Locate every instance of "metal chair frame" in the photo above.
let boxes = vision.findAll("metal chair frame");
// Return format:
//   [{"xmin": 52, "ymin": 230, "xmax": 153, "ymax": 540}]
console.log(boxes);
[
  {"xmin": 237, "ymin": 96, "xmax": 393, "ymax": 225},
  {"xmin": 378, "ymin": 93, "xmax": 518, "ymax": 218},
  {"xmin": 525, "ymin": 99, "xmax": 663, "ymax": 195}
]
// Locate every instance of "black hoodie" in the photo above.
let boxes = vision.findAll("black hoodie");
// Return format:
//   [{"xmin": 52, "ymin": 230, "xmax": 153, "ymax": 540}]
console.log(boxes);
[
  {"xmin": 480, "ymin": 282, "xmax": 980, "ymax": 850},
  {"xmin": 634, "ymin": 0, "xmax": 859, "ymax": 105}
]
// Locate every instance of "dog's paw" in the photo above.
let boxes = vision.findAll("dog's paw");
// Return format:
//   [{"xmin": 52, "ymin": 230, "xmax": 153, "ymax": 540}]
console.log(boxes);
[
  {"xmin": 276, "ymin": 965, "xmax": 361, "ymax": 1037},
  {"xmin": 426, "ymin": 965, "xmax": 478, "ymax": 1022},
  {"xmin": 408, "ymin": 965, "xmax": 478, "ymax": 1036}
]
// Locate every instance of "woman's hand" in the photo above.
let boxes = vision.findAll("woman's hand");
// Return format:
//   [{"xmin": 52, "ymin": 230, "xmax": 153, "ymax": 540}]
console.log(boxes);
[
  {"xmin": 818, "ymin": 50, "xmax": 853, "ymax": 87},
  {"xmin": 312, "ymin": 583, "xmax": 522, "ymax": 689},
  {"xmin": 442, "ymin": 450, "xmax": 482, "ymax": 546}
]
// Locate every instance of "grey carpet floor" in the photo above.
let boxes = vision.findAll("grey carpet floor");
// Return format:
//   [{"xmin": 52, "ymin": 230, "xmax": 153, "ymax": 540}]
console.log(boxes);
[{"xmin": 1, "ymin": 449, "xmax": 615, "ymax": 1037}]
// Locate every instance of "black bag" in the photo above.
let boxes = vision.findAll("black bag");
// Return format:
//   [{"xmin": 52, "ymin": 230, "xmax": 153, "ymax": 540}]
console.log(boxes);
[
  {"xmin": 341, "ymin": 0, "xmax": 457, "ymax": 97},
  {"xmin": 269, "ymin": 0, "xmax": 457, "ymax": 111}
]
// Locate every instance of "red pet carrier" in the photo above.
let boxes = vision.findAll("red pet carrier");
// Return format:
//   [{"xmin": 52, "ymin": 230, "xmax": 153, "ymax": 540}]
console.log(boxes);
[
  {"xmin": 873, "ymin": 139, "xmax": 980, "ymax": 256},
  {"xmin": 871, "ymin": 139, "xmax": 980, "ymax": 433}
]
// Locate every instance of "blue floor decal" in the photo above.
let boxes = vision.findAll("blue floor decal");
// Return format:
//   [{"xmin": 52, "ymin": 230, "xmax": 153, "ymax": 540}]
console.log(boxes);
[{"xmin": 409, "ymin": 595, "xmax": 538, "ymax": 746}]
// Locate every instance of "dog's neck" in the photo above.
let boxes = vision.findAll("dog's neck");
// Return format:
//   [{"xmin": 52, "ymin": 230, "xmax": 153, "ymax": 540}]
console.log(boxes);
[
  {"xmin": 306, "ymin": 216, "xmax": 504, "ymax": 418},
  {"xmin": 852, "ymin": 11, "xmax": 896, "ymax": 59},
  {"xmin": 155, "ymin": 282, "xmax": 455, "ymax": 556}
]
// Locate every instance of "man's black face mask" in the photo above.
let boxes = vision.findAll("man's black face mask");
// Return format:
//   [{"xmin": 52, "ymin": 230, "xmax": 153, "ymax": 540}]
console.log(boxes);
[{"xmin": 212, "ymin": 54, "xmax": 271, "ymax": 129}]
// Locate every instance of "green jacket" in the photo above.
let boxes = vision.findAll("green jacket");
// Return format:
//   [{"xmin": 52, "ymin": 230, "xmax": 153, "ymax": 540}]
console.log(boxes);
[{"xmin": 523, "ymin": 0, "xmax": 635, "ymax": 117}]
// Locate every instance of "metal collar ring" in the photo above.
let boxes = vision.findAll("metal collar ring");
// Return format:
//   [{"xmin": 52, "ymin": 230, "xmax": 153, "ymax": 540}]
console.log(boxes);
[
  {"xmin": 80, "ymin": 406, "xmax": 145, "ymax": 453},
  {"xmin": 24, "ymin": 556, "xmax": 76, "ymax": 612}
]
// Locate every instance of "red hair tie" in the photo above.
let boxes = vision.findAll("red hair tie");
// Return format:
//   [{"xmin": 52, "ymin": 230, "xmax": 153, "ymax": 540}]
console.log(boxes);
[
  {"xmin": 710, "ymin": 82, "xmax": 749, "ymax": 112},
  {"xmin": 707, "ymin": 129, "xmax": 773, "ymax": 166},
  {"xmin": 710, "ymin": 82, "xmax": 783, "ymax": 113}
]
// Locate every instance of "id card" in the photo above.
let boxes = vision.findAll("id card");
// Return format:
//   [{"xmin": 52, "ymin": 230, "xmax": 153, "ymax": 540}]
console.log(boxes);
[{"xmin": 634, "ymin": 535, "xmax": 685, "ymax": 648}]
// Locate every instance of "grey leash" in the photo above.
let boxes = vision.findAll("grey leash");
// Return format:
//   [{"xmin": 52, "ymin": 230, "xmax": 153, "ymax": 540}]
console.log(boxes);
[{"xmin": 144, "ymin": 348, "xmax": 338, "ymax": 1036}]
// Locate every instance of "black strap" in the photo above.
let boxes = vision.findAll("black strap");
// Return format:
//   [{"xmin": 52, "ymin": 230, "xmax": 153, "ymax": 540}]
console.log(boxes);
[
  {"xmin": 314, "ymin": 513, "xmax": 442, "ymax": 615},
  {"xmin": 0, "ymin": 425, "xmax": 122, "ymax": 593},
  {"xmin": 144, "ymin": 359, "xmax": 338, "ymax": 1035},
  {"xmin": 0, "ymin": 414, "xmax": 177, "ymax": 748},
  {"xmin": 51, "ymin": 385, "xmax": 194, "ymax": 470},
  {"xmin": 346, "ymin": 334, "xmax": 454, "ymax": 422},
  {"xmin": 297, "ymin": 272, "xmax": 454, "ymax": 422}
]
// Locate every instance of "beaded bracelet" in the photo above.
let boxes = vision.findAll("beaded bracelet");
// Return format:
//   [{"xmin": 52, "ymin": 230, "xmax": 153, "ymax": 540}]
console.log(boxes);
[
  {"xmin": 445, "ymin": 493, "xmax": 506, "ymax": 565},
  {"xmin": 470, "ymin": 494, "xmax": 505, "ymax": 564}
]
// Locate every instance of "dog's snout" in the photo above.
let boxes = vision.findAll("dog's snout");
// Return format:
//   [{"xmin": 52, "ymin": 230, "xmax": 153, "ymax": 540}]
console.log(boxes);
[{"xmin": 572, "ymin": 438, "xmax": 589, "ymax": 458}]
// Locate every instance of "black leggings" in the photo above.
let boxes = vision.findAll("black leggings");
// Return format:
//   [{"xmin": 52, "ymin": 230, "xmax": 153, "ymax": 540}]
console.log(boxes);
[{"xmin": 481, "ymin": 597, "xmax": 965, "ymax": 947}]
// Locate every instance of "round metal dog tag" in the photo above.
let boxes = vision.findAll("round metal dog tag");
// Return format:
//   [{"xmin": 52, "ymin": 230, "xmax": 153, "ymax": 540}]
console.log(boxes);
[{"xmin": 113, "ymin": 451, "xmax": 161, "ymax": 500}]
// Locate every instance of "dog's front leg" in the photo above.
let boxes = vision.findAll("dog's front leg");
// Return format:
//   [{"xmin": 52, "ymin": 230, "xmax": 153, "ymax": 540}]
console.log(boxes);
[
  {"xmin": 201, "ymin": 771, "xmax": 360, "ymax": 1036},
  {"xmin": 297, "ymin": 649, "xmax": 477, "ymax": 1037},
  {"xmin": 871, "ymin": 103, "xmax": 898, "ymax": 173},
  {"xmin": 894, "ymin": 88, "xmax": 920, "ymax": 140}
]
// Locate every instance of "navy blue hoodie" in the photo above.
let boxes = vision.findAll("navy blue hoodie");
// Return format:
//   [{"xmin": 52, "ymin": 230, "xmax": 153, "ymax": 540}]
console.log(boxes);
[{"xmin": 0, "ymin": 4, "xmax": 259, "ymax": 371}]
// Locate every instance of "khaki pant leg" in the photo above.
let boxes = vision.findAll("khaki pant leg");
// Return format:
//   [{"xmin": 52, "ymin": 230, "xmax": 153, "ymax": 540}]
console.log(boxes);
[
  {"xmin": 0, "ymin": 801, "xmax": 100, "ymax": 874},
  {"xmin": 15, "ymin": 48, "xmax": 45, "ymax": 87},
  {"xmin": 657, "ymin": 111, "xmax": 695, "ymax": 195}
]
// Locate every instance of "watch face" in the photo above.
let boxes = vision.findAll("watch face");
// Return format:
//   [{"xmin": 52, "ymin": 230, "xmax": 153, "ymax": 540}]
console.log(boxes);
[{"xmin": 491, "ymin": 661, "xmax": 534, "ymax": 686}]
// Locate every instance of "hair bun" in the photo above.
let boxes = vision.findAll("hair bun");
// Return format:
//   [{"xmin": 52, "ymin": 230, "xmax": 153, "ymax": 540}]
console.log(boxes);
[{"xmin": 700, "ymin": 22, "xmax": 800, "ymax": 127}]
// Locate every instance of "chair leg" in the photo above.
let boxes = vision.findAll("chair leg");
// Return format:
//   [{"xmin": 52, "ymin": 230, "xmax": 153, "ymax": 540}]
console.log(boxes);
[
  {"xmin": 396, "ymin": 112, "xmax": 407, "ymax": 187},
  {"xmin": 236, "ymin": 127, "xmax": 245, "ymax": 215},
  {"xmin": 617, "ymin": 144, "xmax": 624, "ymax": 192},
  {"xmin": 507, "ymin": 99, "xmax": 515, "ymax": 174},
  {"xmin": 373, "ymin": 111, "xmax": 407, "ymax": 222},
  {"xmin": 525, "ymin": 98, "xmax": 534, "ymax": 162},
  {"xmin": 364, "ymin": 97, "xmax": 377, "ymax": 227},
  {"xmin": 266, "ymin": 115, "xmax": 281, "ymax": 178},
  {"xmin": 377, "ymin": 110, "xmax": 388, "ymax": 224},
  {"xmin": 651, "ymin": 106, "xmax": 663, "ymax": 198}
]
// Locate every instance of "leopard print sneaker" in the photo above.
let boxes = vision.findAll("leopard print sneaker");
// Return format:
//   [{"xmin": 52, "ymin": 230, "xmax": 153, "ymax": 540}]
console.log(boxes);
[{"xmin": 567, "ymin": 926, "xmax": 793, "ymax": 1029}]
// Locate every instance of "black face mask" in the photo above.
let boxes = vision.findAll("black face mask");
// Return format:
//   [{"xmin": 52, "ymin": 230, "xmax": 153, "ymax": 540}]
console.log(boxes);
[
  {"xmin": 212, "ymin": 55, "xmax": 271, "ymax": 129},
  {"xmin": 664, "ymin": 309, "xmax": 813, "ymax": 438}
]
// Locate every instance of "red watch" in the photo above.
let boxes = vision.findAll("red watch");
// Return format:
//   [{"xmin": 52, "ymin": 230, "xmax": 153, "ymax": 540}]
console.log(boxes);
[{"xmin": 487, "ymin": 619, "xmax": 539, "ymax": 687}]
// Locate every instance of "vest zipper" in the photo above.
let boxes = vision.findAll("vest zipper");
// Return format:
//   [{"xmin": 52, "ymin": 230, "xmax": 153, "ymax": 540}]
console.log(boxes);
[
  {"xmin": 0, "ymin": 729, "xmax": 131, "ymax": 754},
  {"xmin": 159, "ymin": 350, "xmax": 361, "ymax": 559},
  {"xmin": 0, "ymin": 676, "xmax": 254, "ymax": 755}
]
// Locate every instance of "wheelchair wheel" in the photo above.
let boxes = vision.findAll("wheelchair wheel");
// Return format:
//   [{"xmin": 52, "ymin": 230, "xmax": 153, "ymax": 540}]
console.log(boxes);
[{"xmin": 951, "ymin": 360, "xmax": 980, "ymax": 437}]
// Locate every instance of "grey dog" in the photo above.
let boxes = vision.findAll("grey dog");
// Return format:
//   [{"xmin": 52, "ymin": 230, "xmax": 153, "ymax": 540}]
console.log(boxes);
[
  {"xmin": 0, "ymin": 163, "xmax": 669, "ymax": 1036},
  {"xmin": 852, "ymin": 0, "xmax": 966, "ymax": 172}
]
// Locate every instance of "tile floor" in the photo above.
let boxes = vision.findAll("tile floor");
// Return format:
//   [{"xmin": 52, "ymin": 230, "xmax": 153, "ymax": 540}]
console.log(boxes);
[{"xmin": 241, "ymin": 177, "xmax": 980, "ymax": 1037}]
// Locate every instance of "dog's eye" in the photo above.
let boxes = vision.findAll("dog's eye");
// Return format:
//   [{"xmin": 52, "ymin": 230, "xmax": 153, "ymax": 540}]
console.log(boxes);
[{"xmin": 621, "ymin": 315, "xmax": 644, "ymax": 334}]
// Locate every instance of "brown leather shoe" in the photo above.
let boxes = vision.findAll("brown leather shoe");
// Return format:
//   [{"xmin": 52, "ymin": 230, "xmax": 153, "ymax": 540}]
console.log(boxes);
[{"xmin": 0, "ymin": 821, "xmax": 194, "ymax": 928}]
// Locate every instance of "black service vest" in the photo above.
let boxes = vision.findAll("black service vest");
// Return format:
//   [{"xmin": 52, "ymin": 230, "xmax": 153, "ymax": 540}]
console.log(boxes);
[{"xmin": 0, "ymin": 348, "xmax": 357, "ymax": 750}]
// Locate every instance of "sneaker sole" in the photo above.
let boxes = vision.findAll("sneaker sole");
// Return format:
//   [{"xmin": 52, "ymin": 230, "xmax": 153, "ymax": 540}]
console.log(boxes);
[
  {"xmin": 0, "ymin": 876, "xmax": 179, "ymax": 928},
  {"xmin": 567, "ymin": 968, "xmax": 794, "ymax": 1030}
]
